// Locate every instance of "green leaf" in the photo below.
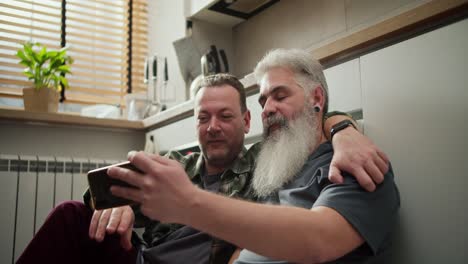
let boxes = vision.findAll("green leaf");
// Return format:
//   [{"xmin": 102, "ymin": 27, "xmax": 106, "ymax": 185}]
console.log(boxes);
[
  {"xmin": 23, "ymin": 70, "xmax": 34, "ymax": 79},
  {"xmin": 38, "ymin": 47, "xmax": 46, "ymax": 61},
  {"xmin": 31, "ymin": 50, "xmax": 40, "ymax": 65},
  {"xmin": 19, "ymin": 59, "xmax": 32, "ymax": 67},
  {"xmin": 57, "ymin": 65, "xmax": 71, "ymax": 74},
  {"xmin": 23, "ymin": 43, "xmax": 33, "ymax": 61},
  {"xmin": 60, "ymin": 76, "xmax": 69, "ymax": 88},
  {"xmin": 16, "ymin": 50, "xmax": 27, "ymax": 61},
  {"xmin": 49, "ymin": 60, "xmax": 62, "ymax": 71},
  {"xmin": 48, "ymin": 51, "xmax": 59, "ymax": 58}
]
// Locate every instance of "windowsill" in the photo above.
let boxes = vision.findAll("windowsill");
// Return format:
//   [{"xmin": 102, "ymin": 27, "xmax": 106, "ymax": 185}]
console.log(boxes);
[{"xmin": 0, "ymin": 106, "xmax": 144, "ymax": 131}]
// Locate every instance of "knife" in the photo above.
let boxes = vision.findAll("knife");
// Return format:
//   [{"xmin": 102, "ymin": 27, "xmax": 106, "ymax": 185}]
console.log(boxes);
[
  {"xmin": 144, "ymin": 56, "xmax": 149, "ymax": 84},
  {"xmin": 164, "ymin": 57, "xmax": 168, "ymax": 83},
  {"xmin": 152, "ymin": 55, "xmax": 158, "ymax": 103},
  {"xmin": 163, "ymin": 57, "xmax": 168, "ymax": 100},
  {"xmin": 161, "ymin": 57, "xmax": 168, "ymax": 111}
]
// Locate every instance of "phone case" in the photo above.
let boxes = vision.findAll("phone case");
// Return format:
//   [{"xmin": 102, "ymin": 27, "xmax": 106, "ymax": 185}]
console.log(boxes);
[{"xmin": 87, "ymin": 161, "xmax": 141, "ymax": 210}]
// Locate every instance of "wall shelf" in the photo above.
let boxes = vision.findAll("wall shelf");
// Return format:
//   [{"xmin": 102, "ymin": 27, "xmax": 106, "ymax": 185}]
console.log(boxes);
[{"xmin": 0, "ymin": 107, "xmax": 144, "ymax": 131}]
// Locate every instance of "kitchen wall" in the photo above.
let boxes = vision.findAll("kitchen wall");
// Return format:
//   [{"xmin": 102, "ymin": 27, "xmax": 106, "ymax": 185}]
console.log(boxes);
[
  {"xmin": 148, "ymin": 0, "xmax": 430, "ymax": 103},
  {"xmin": 232, "ymin": 0, "xmax": 429, "ymax": 76},
  {"xmin": 0, "ymin": 122, "xmax": 144, "ymax": 160},
  {"xmin": 147, "ymin": 0, "xmax": 187, "ymax": 107},
  {"xmin": 147, "ymin": 0, "xmax": 237, "ymax": 106}
]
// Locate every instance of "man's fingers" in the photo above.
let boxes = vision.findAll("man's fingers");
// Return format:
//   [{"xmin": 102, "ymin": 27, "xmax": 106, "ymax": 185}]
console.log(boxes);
[
  {"xmin": 108, "ymin": 166, "xmax": 143, "ymax": 189},
  {"xmin": 353, "ymin": 167, "xmax": 376, "ymax": 192},
  {"xmin": 120, "ymin": 228, "xmax": 133, "ymax": 251},
  {"xmin": 111, "ymin": 186, "xmax": 142, "ymax": 204},
  {"xmin": 376, "ymin": 150, "xmax": 390, "ymax": 175},
  {"xmin": 118, "ymin": 206, "xmax": 134, "ymax": 251},
  {"xmin": 147, "ymin": 153, "xmax": 171, "ymax": 165},
  {"xmin": 328, "ymin": 164, "xmax": 344, "ymax": 184},
  {"xmin": 95, "ymin": 209, "xmax": 111, "ymax": 242},
  {"xmin": 89, "ymin": 210, "xmax": 102, "ymax": 239},
  {"xmin": 127, "ymin": 150, "xmax": 138, "ymax": 159},
  {"xmin": 117, "ymin": 207, "xmax": 134, "ymax": 234},
  {"xmin": 364, "ymin": 161, "xmax": 384, "ymax": 186},
  {"xmin": 129, "ymin": 152, "xmax": 165, "ymax": 173},
  {"xmin": 106, "ymin": 208, "xmax": 123, "ymax": 234},
  {"xmin": 377, "ymin": 148, "xmax": 389, "ymax": 164}
]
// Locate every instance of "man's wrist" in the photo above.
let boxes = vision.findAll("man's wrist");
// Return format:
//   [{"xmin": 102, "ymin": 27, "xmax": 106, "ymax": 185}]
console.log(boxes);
[
  {"xmin": 330, "ymin": 119, "xmax": 357, "ymax": 140},
  {"xmin": 323, "ymin": 113, "xmax": 357, "ymax": 141}
]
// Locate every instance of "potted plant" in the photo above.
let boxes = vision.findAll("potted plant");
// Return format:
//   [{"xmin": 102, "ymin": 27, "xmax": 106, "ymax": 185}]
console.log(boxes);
[{"xmin": 16, "ymin": 42, "xmax": 73, "ymax": 112}]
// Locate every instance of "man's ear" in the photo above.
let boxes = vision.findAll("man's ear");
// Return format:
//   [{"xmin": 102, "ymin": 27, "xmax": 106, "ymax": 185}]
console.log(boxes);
[
  {"xmin": 243, "ymin": 110, "xmax": 251, "ymax": 134},
  {"xmin": 308, "ymin": 85, "xmax": 325, "ymax": 110}
]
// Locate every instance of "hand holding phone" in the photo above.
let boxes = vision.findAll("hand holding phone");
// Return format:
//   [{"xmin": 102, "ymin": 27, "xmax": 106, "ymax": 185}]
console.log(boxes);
[{"xmin": 87, "ymin": 161, "xmax": 142, "ymax": 210}]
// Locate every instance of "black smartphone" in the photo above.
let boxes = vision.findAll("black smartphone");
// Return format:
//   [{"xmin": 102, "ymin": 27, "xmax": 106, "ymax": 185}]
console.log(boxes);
[{"xmin": 87, "ymin": 161, "xmax": 142, "ymax": 210}]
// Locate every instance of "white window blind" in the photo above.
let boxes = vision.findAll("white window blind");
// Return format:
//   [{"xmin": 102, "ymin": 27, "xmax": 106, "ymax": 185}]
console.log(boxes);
[
  {"xmin": 130, "ymin": 0, "xmax": 148, "ymax": 95},
  {"xmin": 0, "ymin": 0, "xmax": 148, "ymax": 107},
  {"xmin": 65, "ymin": 0, "xmax": 128, "ymax": 105},
  {"xmin": 0, "ymin": 0, "xmax": 61, "ymax": 99}
]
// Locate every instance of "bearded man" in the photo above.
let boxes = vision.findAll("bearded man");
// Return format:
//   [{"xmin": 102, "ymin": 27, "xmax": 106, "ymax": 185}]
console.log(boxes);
[
  {"xmin": 252, "ymin": 90, "xmax": 322, "ymax": 198},
  {"xmin": 109, "ymin": 49, "xmax": 400, "ymax": 263}
]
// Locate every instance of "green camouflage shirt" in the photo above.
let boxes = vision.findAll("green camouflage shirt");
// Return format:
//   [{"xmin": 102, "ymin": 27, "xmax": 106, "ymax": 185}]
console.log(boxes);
[{"xmin": 134, "ymin": 145, "xmax": 260, "ymax": 264}]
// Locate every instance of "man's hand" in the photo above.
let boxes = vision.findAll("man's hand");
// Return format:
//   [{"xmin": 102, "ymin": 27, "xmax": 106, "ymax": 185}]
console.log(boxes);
[
  {"xmin": 89, "ymin": 205, "xmax": 135, "ymax": 250},
  {"xmin": 108, "ymin": 152, "xmax": 198, "ymax": 223},
  {"xmin": 329, "ymin": 127, "xmax": 389, "ymax": 192}
]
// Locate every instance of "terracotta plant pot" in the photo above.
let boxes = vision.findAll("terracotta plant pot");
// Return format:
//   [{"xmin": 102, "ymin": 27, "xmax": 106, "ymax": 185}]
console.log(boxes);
[{"xmin": 22, "ymin": 87, "xmax": 59, "ymax": 113}]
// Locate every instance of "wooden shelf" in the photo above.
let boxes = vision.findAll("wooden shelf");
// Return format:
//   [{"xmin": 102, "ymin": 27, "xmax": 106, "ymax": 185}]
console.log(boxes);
[{"xmin": 0, "ymin": 107, "xmax": 144, "ymax": 131}]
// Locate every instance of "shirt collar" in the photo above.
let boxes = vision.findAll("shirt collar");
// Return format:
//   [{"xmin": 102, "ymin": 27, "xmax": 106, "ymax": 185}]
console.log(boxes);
[{"xmin": 188, "ymin": 147, "xmax": 252, "ymax": 181}]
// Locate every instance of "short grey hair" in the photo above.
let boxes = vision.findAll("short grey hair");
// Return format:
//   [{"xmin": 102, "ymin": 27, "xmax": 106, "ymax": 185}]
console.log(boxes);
[{"xmin": 253, "ymin": 49, "xmax": 329, "ymax": 113}]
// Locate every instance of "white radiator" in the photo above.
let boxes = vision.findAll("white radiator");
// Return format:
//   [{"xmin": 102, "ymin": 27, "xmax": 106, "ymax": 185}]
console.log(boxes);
[{"xmin": 0, "ymin": 155, "xmax": 120, "ymax": 264}]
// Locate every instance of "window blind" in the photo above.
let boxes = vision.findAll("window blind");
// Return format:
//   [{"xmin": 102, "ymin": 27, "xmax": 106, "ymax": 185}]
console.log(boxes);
[
  {"xmin": 0, "ymin": 0, "xmax": 61, "ymax": 99},
  {"xmin": 65, "ymin": 0, "xmax": 128, "ymax": 105},
  {"xmin": 130, "ymin": 0, "xmax": 148, "ymax": 95},
  {"xmin": 0, "ymin": 0, "xmax": 148, "ymax": 107}
]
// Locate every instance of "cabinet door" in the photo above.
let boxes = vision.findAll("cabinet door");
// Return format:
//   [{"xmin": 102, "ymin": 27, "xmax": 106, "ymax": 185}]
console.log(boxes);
[{"xmin": 360, "ymin": 19, "xmax": 468, "ymax": 264}]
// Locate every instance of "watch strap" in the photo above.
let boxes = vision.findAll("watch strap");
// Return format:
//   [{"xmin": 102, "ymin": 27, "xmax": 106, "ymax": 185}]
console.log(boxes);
[{"xmin": 330, "ymin": 119, "xmax": 356, "ymax": 139}]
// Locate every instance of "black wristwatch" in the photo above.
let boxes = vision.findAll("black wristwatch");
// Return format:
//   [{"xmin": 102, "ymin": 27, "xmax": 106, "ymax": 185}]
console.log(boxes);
[{"xmin": 330, "ymin": 120, "xmax": 356, "ymax": 139}]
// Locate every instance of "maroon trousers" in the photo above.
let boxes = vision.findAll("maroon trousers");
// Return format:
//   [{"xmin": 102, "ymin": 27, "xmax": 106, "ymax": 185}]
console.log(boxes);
[{"xmin": 16, "ymin": 201, "xmax": 137, "ymax": 264}]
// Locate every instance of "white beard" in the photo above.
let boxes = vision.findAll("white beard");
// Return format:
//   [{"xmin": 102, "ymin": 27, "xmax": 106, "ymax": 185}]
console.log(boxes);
[{"xmin": 252, "ymin": 106, "xmax": 319, "ymax": 198}]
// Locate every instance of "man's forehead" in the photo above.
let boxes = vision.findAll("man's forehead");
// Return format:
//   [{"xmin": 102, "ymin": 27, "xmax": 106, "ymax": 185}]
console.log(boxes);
[
  {"xmin": 195, "ymin": 85, "xmax": 241, "ymax": 111},
  {"xmin": 259, "ymin": 67, "xmax": 295, "ymax": 92}
]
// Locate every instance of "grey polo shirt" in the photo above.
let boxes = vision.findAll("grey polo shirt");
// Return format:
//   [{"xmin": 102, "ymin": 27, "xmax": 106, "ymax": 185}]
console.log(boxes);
[{"xmin": 235, "ymin": 142, "xmax": 400, "ymax": 264}]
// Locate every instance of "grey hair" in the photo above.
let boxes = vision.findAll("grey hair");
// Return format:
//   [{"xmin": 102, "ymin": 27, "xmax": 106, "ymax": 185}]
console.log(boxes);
[{"xmin": 253, "ymin": 49, "xmax": 329, "ymax": 114}]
